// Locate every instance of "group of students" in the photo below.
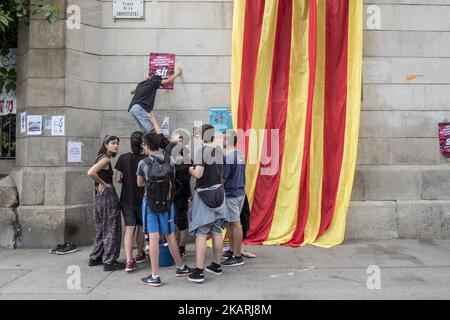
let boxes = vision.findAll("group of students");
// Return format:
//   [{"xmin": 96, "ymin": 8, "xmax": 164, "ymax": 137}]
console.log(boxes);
[{"xmin": 86, "ymin": 67, "xmax": 250, "ymax": 286}]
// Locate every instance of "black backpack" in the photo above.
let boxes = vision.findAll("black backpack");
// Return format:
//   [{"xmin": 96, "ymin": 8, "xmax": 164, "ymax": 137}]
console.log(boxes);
[{"xmin": 143, "ymin": 155, "xmax": 175, "ymax": 213}]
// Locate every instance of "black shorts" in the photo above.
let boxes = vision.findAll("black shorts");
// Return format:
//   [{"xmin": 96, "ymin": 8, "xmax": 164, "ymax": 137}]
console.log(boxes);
[{"xmin": 121, "ymin": 203, "xmax": 143, "ymax": 227}]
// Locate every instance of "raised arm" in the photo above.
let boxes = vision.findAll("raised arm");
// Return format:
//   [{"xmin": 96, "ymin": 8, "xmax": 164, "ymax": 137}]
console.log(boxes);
[{"xmin": 189, "ymin": 165, "xmax": 204, "ymax": 180}]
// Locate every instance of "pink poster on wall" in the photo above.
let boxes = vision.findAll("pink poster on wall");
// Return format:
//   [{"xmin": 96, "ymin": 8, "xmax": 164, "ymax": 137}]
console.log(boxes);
[
  {"xmin": 438, "ymin": 123, "xmax": 450, "ymax": 157},
  {"xmin": 149, "ymin": 53, "xmax": 176, "ymax": 90}
]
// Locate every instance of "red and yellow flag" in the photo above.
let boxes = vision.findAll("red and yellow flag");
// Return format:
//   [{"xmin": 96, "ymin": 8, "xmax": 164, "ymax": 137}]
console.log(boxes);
[{"xmin": 231, "ymin": 0, "xmax": 363, "ymax": 248}]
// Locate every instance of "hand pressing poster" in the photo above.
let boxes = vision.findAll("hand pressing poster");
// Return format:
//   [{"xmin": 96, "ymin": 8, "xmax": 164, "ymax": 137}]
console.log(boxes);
[
  {"xmin": 149, "ymin": 53, "xmax": 176, "ymax": 90},
  {"xmin": 27, "ymin": 115, "xmax": 42, "ymax": 135},
  {"xmin": 51, "ymin": 116, "xmax": 65, "ymax": 136}
]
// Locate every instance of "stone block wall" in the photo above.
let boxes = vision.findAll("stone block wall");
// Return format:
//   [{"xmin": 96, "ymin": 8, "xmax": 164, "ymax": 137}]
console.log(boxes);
[
  {"xmin": 2, "ymin": 0, "xmax": 450, "ymax": 247},
  {"xmin": 347, "ymin": 0, "xmax": 450, "ymax": 240}
]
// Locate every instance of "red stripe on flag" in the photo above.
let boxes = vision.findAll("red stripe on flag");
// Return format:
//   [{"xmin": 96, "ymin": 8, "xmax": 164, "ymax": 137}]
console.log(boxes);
[
  {"xmin": 317, "ymin": 0, "xmax": 349, "ymax": 238},
  {"xmin": 245, "ymin": 0, "xmax": 293, "ymax": 245},
  {"xmin": 287, "ymin": 0, "xmax": 317, "ymax": 247},
  {"xmin": 237, "ymin": 0, "xmax": 265, "ymax": 137}
]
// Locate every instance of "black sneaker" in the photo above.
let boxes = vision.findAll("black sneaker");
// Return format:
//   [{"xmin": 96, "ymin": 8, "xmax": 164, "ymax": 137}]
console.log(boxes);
[
  {"xmin": 176, "ymin": 265, "xmax": 193, "ymax": 277},
  {"xmin": 222, "ymin": 250, "xmax": 233, "ymax": 260},
  {"xmin": 222, "ymin": 256, "xmax": 245, "ymax": 267},
  {"xmin": 188, "ymin": 268, "xmax": 205, "ymax": 283},
  {"xmin": 49, "ymin": 243, "xmax": 66, "ymax": 254},
  {"xmin": 103, "ymin": 260, "xmax": 125, "ymax": 271},
  {"xmin": 179, "ymin": 246, "xmax": 187, "ymax": 258},
  {"xmin": 56, "ymin": 243, "xmax": 78, "ymax": 255},
  {"xmin": 140, "ymin": 275, "xmax": 162, "ymax": 287},
  {"xmin": 88, "ymin": 257, "xmax": 103, "ymax": 267},
  {"xmin": 205, "ymin": 262, "xmax": 222, "ymax": 275}
]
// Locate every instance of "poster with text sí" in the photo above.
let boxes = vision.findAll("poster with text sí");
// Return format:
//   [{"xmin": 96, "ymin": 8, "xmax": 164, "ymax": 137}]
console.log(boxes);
[
  {"xmin": 149, "ymin": 53, "xmax": 176, "ymax": 90},
  {"xmin": 438, "ymin": 123, "xmax": 450, "ymax": 157}
]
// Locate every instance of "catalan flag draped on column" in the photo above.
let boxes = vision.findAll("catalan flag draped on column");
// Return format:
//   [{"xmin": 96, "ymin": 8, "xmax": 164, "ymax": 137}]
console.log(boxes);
[{"xmin": 231, "ymin": 0, "xmax": 363, "ymax": 248}]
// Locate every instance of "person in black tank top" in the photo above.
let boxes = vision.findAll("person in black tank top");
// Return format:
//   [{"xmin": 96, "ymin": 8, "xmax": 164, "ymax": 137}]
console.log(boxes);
[
  {"xmin": 87, "ymin": 135, "xmax": 124, "ymax": 271},
  {"xmin": 128, "ymin": 68, "xmax": 182, "ymax": 132}
]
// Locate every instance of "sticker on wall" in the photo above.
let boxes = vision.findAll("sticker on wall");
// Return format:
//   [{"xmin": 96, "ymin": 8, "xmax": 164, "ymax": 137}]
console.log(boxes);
[
  {"xmin": 113, "ymin": 0, "xmax": 144, "ymax": 19},
  {"xmin": 27, "ymin": 115, "xmax": 42, "ymax": 135},
  {"xmin": 20, "ymin": 112, "xmax": 26, "ymax": 133},
  {"xmin": 406, "ymin": 74, "xmax": 424, "ymax": 81},
  {"xmin": 67, "ymin": 140, "xmax": 82, "ymax": 163},
  {"xmin": 161, "ymin": 117, "xmax": 170, "ymax": 137}
]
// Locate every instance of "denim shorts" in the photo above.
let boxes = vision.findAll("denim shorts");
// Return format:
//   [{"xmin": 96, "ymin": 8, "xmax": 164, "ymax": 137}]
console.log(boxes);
[{"xmin": 194, "ymin": 220, "xmax": 223, "ymax": 237}]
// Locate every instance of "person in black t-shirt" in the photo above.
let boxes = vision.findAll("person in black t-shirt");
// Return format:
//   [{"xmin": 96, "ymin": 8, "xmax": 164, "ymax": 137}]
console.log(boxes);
[
  {"xmin": 128, "ymin": 68, "xmax": 182, "ymax": 132},
  {"xmin": 115, "ymin": 131, "xmax": 148, "ymax": 272},
  {"xmin": 87, "ymin": 135, "xmax": 124, "ymax": 271},
  {"xmin": 188, "ymin": 124, "xmax": 228, "ymax": 283}
]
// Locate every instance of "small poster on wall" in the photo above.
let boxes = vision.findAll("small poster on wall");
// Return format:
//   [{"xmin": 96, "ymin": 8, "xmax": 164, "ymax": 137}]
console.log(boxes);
[
  {"xmin": 113, "ymin": 0, "xmax": 144, "ymax": 19},
  {"xmin": 149, "ymin": 53, "xmax": 176, "ymax": 90},
  {"xmin": 438, "ymin": 122, "xmax": 450, "ymax": 157},
  {"xmin": 210, "ymin": 107, "xmax": 232, "ymax": 133},
  {"xmin": 27, "ymin": 115, "xmax": 42, "ymax": 135},
  {"xmin": 51, "ymin": 116, "xmax": 65, "ymax": 136}
]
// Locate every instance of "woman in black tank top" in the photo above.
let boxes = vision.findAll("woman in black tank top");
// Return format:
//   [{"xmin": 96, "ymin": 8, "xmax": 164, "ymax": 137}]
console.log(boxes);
[{"xmin": 87, "ymin": 135, "xmax": 124, "ymax": 271}]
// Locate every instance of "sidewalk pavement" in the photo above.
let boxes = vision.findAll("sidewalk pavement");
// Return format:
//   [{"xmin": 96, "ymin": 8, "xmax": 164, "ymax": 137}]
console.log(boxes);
[{"xmin": 1, "ymin": 240, "xmax": 450, "ymax": 300}]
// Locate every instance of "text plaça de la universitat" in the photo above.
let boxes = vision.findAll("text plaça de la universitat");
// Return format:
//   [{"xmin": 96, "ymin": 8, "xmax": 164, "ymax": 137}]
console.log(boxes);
[{"xmin": 178, "ymin": 304, "xmax": 272, "ymax": 318}]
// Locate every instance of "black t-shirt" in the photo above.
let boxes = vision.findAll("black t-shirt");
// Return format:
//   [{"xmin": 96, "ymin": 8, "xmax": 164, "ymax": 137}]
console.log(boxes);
[
  {"xmin": 128, "ymin": 78, "xmax": 162, "ymax": 112},
  {"xmin": 194, "ymin": 146, "xmax": 224, "ymax": 189},
  {"xmin": 94, "ymin": 154, "xmax": 113, "ymax": 189},
  {"xmin": 115, "ymin": 152, "xmax": 147, "ymax": 207}
]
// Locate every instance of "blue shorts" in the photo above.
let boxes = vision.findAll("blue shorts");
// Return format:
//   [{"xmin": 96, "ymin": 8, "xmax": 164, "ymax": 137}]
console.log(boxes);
[{"xmin": 142, "ymin": 200, "xmax": 175, "ymax": 235}]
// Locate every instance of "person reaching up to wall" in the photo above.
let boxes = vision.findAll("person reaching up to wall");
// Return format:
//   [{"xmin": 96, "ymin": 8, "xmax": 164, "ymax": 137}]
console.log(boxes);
[{"xmin": 128, "ymin": 68, "xmax": 182, "ymax": 132}]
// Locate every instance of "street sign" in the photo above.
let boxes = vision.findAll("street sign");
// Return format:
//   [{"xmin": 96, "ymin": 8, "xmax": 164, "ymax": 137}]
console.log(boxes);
[{"xmin": 113, "ymin": 0, "xmax": 144, "ymax": 19}]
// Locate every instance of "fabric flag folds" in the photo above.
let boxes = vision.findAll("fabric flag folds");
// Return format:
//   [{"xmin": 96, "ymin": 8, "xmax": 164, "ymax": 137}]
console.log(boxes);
[{"xmin": 231, "ymin": 0, "xmax": 363, "ymax": 248}]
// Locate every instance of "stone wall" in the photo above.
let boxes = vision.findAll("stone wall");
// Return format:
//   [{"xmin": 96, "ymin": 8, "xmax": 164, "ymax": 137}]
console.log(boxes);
[{"xmin": 347, "ymin": 0, "xmax": 450, "ymax": 240}]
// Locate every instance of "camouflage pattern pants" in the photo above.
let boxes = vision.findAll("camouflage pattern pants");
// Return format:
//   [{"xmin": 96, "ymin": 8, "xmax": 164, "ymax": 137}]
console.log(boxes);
[{"xmin": 90, "ymin": 187, "xmax": 122, "ymax": 264}]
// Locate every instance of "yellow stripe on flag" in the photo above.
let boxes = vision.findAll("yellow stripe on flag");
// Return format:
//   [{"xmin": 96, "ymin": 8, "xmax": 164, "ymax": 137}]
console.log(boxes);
[
  {"xmin": 314, "ymin": 0, "xmax": 363, "ymax": 248},
  {"xmin": 231, "ymin": 0, "xmax": 246, "ymax": 130},
  {"xmin": 303, "ymin": 0, "xmax": 325, "ymax": 245},
  {"xmin": 245, "ymin": 0, "xmax": 280, "ymax": 208},
  {"xmin": 264, "ymin": 0, "xmax": 310, "ymax": 245}
]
